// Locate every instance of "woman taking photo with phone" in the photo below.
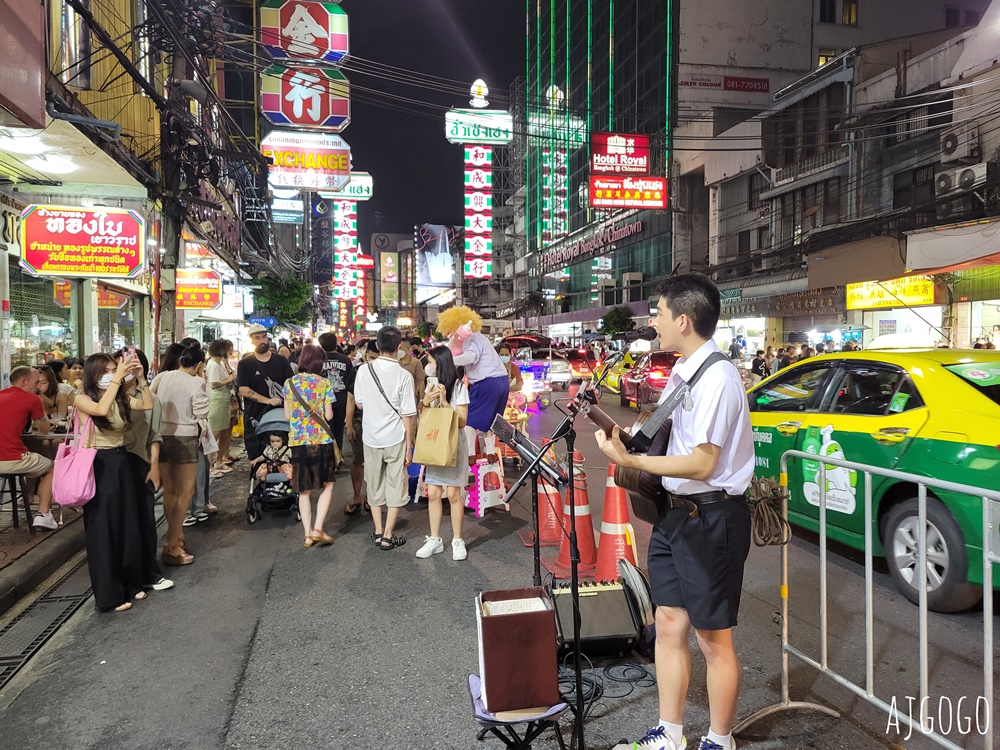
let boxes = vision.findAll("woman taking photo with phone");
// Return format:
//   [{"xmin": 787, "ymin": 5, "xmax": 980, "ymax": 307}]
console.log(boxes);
[
  {"xmin": 73, "ymin": 351, "xmax": 153, "ymax": 612},
  {"xmin": 414, "ymin": 346, "xmax": 470, "ymax": 562}
]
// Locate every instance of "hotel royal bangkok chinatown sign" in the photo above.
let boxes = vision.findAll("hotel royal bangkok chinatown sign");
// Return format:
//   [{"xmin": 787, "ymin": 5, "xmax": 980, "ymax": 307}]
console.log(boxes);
[
  {"xmin": 260, "ymin": 0, "xmax": 351, "ymax": 190},
  {"xmin": 446, "ymin": 80, "xmax": 511, "ymax": 280}
]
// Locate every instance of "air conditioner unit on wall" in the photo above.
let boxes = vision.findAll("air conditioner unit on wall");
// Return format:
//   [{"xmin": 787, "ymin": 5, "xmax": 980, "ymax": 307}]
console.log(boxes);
[
  {"xmin": 935, "ymin": 163, "xmax": 987, "ymax": 196},
  {"xmin": 622, "ymin": 272, "xmax": 643, "ymax": 303},
  {"xmin": 597, "ymin": 278, "xmax": 615, "ymax": 307},
  {"xmin": 937, "ymin": 195, "xmax": 975, "ymax": 221},
  {"xmin": 940, "ymin": 125, "xmax": 980, "ymax": 164}
]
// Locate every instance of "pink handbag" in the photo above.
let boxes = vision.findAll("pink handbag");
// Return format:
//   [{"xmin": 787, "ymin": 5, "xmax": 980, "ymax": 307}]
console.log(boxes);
[{"xmin": 52, "ymin": 412, "xmax": 97, "ymax": 508}]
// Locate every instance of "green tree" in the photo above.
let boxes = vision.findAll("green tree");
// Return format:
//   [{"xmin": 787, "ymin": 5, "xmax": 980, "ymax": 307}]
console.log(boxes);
[
  {"xmin": 601, "ymin": 305, "xmax": 636, "ymax": 336},
  {"xmin": 252, "ymin": 276, "xmax": 312, "ymax": 326}
]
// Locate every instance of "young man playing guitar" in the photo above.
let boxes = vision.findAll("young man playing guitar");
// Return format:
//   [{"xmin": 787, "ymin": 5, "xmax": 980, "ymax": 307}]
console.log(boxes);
[{"xmin": 597, "ymin": 274, "xmax": 755, "ymax": 750}]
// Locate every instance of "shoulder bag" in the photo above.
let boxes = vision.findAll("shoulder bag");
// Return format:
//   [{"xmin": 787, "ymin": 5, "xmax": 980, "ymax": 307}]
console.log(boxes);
[
  {"xmin": 52, "ymin": 411, "xmax": 98, "ymax": 508},
  {"xmin": 364, "ymin": 361, "xmax": 402, "ymax": 418},
  {"xmin": 289, "ymin": 378, "xmax": 343, "ymax": 465}
]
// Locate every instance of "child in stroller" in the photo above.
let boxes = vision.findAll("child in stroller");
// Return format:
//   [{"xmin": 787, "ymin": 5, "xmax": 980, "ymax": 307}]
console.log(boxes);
[
  {"xmin": 245, "ymin": 412, "xmax": 298, "ymax": 524},
  {"xmin": 252, "ymin": 433, "xmax": 293, "ymax": 483}
]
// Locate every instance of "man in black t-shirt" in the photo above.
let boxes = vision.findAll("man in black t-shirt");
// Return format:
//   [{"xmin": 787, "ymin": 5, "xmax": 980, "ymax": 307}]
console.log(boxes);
[
  {"xmin": 750, "ymin": 349, "xmax": 766, "ymax": 382},
  {"xmin": 317, "ymin": 332, "xmax": 355, "ymax": 450},
  {"xmin": 237, "ymin": 324, "xmax": 294, "ymax": 460}
]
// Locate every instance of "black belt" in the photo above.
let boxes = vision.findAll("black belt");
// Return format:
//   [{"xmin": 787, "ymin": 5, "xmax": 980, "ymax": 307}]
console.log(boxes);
[{"xmin": 663, "ymin": 490, "xmax": 742, "ymax": 516}]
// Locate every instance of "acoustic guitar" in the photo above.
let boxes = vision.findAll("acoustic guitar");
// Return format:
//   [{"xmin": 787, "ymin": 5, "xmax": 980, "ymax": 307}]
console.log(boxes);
[{"xmin": 579, "ymin": 400, "xmax": 672, "ymax": 525}]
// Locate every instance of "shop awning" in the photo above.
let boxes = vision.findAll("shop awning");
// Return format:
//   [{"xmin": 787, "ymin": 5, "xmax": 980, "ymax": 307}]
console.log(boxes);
[
  {"xmin": 806, "ymin": 236, "xmax": 906, "ymax": 288},
  {"xmin": 718, "ymin": 269, "xmax": 808, "ymax": 298},
  {"xmin": 905, "ymin": 219, "xmax": 1000, "ymax": 275},
  {"xmin": 0, "ymin": 119, "xmax": 148, "ymax": 201}
]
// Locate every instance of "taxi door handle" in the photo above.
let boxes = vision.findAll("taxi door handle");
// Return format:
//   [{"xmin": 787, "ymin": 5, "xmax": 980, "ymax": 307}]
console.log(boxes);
[
  {"xmin": 874, "ymin": 427, "xmax": 910, "ymax": 444},
  {"xmin": 776, "ymin": 421, "xmax": 802, "ymax": 436}
]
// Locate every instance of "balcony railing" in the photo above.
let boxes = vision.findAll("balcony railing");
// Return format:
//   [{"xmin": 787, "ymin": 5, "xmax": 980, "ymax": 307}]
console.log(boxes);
[{"xmin": 774, "ymin": 147, "xmax": 849, "ymax": 185}]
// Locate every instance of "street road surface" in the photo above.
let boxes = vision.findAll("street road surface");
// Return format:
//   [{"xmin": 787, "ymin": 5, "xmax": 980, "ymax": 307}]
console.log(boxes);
[{"xmin": 0, "ymin": 393, "xmax": 995, "ymax": 749}]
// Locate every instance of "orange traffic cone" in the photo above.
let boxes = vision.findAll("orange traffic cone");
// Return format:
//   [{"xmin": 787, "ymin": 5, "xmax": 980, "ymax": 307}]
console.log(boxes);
[
  {"xmin": 516, "ymin": 476, "xmax": 564, "ymax": 548},
  {"xmin": 594, "ymin": 463, "xmax": 639, "ymax": 582},
  {"xmin": 543, "ymin": 469, "xmax": 597, "ymax": 579}
]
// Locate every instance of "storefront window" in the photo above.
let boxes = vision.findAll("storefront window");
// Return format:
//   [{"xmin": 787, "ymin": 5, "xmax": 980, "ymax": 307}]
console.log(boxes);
[
  {"xmin": 7, "ymin": 263, "xmax": 79, "ymax": 366},
  {"xmin": 97, "ymin": 285, "xmax": 137, "ymax": 352},
  {"xmin": 971, "ymin": 300, "xmax": 1000, "ymax": 348}
]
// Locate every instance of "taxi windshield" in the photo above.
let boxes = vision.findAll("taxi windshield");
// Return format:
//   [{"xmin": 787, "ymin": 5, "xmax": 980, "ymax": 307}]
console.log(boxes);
[{"xmin": 944, "ymin": 362, "xmax": 1000, "ymax": 407}]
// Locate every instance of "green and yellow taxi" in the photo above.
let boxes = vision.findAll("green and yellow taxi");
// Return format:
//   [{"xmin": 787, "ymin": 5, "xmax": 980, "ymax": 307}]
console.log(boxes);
[
  {"xmin": 595, "ymin": 349, "xmax": 639, "ymax": 404},
  {"xmin": 748, "ymin": 349, "xmax": 1000, "ymax": 612}
]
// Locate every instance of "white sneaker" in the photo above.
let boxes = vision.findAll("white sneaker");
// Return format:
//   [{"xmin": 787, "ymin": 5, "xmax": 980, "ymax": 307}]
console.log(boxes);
[
  {"xmin": 612, "ymin": 727, "xmax": 686, "ymax": 750},
  {"xmin": 415, "ymin": 536, "xmax": 444, "ymax": 558},
  {"xmin": 32, "ymin": 512, "xmax": 58, "ymax": 530},
  {"xmin": 452, "ymin": 538, "xmax": 468, "ymax": 561},
  {"xmin": 149, "ymin": 577, "xmax": 174, "ymax": 591},
  {"xmin": 204, "ymin": 502, "xmax": 219, "ymax": 514}
]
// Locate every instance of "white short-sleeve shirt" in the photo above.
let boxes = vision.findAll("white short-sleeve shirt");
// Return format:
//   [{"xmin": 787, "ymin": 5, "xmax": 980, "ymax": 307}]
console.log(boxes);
[{"xmin": 657, "ymin": 339, "xmax": 755, "ymax": 496}]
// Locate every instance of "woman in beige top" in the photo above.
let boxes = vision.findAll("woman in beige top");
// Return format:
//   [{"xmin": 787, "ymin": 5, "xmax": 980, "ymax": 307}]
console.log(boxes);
[
  {"xmin": 150, "ymin": 345, "xmax": 211, "ymax": 565},
  {"xmin": 73, "ymin": 352, "xmax": 153, "ymax": 613}
]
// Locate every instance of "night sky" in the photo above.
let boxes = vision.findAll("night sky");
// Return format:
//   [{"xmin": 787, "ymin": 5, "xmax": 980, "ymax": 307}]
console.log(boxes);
[{"xmin": 344, "ymin": 1, "xmax": 524, "ymax": 246}]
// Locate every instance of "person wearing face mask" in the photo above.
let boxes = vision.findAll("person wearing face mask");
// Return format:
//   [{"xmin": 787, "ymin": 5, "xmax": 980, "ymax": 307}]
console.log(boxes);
[
  {"xmin": 73, "ymin": 352, "xmax": 154, "ymax": 612},
  {"xmin": 397, "ymin": 337, "xmax": 426, "ymax": 406},
  {"xmin": 237, "ymin": 325, "xmax": 294, "ymax": 461},
  {"xmin": 497, "ymin": 345, "xmax": 523, "ymax": 393}
]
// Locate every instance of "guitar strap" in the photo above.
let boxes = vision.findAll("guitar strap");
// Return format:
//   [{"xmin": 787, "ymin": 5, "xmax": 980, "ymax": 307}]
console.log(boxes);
[{"xmin": 635, "ymin": 351, "xmax": 733, "ymax": 448}]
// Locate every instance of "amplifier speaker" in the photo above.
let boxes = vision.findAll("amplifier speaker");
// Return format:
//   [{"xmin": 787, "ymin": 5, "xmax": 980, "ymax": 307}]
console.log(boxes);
[{"xmin": 550, "ymin": 581, "xmax": 641, "ymax": 657}]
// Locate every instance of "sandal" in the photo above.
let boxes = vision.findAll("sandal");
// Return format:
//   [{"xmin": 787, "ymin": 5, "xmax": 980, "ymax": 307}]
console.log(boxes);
[
  {"xmin": 112, "ymin": 602, "xmax": 132, "ymax": 613},
  {"xmin": 378, "ymin": 535, "xmax": 406, "ymax": 551},
  {"xmin": 133, "ymin": 591, "xmax": 148, "ymax": 601},
  {"xmin": 310, "ymin": 530, "xmax": 335, "ymax": 545},
  {"xmin": 216, "ymin": 464, "xmax": 234, "ymax": 474},
  {"xmin": 363, "ymin": 501, "xmax": 371, "ymax": 513},
  {"xmin": 304, "ymin": 537, "xmax": 315, "ymax": 548},
  {"xmin": 370, "ymin": 532, "xmax": 382, "ymax": 546},
  {"xmin": 344, "ymin": 502, "xmax": 362, "ymax": 515},
  {"xmin": 161, "ymin": 547, "xmax": 195, "ymax": 566}
]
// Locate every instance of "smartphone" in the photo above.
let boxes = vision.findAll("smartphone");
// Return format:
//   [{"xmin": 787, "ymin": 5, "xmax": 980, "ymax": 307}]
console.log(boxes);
[{"xmin": 427, "ymin": 376, "xmax": 439, "ymax": 389}]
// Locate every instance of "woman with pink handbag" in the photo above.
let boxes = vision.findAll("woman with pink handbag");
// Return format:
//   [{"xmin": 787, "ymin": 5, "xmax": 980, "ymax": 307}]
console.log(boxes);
[{"xmin": 72, "ymin": 352, "xmax": 153, "ymax": 613}]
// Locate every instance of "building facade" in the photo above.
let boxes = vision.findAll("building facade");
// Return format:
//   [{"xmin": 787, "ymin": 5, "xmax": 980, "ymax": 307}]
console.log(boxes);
[
  {"xmin": 686, "ymin": 1, "xmax": 1000, "ymax": 353},
  {"xmin": 514, "ymin": 0, "xmax": 990, "ymax": 340}
]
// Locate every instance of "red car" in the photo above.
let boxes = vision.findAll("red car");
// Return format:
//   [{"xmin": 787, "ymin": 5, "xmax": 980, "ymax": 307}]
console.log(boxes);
[
  {"xmin": 621, "ymin": 351, "xmax": 679, "ymax": 409},
  {"xmin": 559, "ymin": 349, "xmax": 595, "ymax": 382}
]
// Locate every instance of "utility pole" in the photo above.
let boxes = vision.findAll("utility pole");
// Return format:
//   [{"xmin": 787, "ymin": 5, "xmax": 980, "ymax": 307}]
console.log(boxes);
[{"xmin": 157, "ymin": 52, "xmax": 189, "ymax": 354}]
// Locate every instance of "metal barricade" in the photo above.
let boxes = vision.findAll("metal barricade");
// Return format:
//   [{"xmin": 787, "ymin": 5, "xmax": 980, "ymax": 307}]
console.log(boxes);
[{"xmin": 735, "ymin": 449, "xmax": 998, "ymax": 750}]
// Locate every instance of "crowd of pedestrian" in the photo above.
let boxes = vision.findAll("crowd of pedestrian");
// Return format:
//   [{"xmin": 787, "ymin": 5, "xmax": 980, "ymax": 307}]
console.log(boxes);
[{"xmin": 0, "ymin": 321, "xmax": 528, "ymax": 612}]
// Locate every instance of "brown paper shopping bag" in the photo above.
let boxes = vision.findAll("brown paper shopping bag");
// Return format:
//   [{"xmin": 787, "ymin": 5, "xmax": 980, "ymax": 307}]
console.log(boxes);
[{"xmin": 412, "ymin": 406, "xmax": 459, "ymax": 467}]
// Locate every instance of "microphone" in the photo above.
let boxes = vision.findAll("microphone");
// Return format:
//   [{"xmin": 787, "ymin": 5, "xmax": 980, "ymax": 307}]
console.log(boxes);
[{"xmin": 611, "ymin": 326, "xmax": 658, "ymax": 342}]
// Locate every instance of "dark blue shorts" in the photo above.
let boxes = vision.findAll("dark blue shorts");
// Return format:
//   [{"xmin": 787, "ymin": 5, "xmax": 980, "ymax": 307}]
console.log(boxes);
[
  {"xmin": 467, "ymin": 375, "xmax": 510, "ymax": 432},
  {"xmin": 648, "ymin": 496, "xmax": 751, "ymax": 630}
]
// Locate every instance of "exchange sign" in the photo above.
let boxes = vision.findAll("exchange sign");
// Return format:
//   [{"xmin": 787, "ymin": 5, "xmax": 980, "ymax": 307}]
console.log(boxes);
[
  {"xmin": 588, "ymin": 176, "xmax": 667, "ymax": 210},
  {"xmin": 261, "ymin": 65, "xmax": 350, "ymax": 132},
  {"xmin": 260, "ymin": 0, "xmax": 349, "ymax": 66},
  {"xmin": 262, "ymin": 131, "xmax": 351, "ymax": 191},
  {"xmin": 590, "ymin": 133, "xmax": 651, "ymax": 175},
  {"xmin": 175, "ymin": 269, "xmax": 223, "ymax": 310},
  {"xmin": 21, "ymin": 206, "xmax": 145, "ymax": 278}
]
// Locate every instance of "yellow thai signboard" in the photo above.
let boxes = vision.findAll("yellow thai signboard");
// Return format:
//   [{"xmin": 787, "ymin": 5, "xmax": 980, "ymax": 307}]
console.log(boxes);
[{"xmin": 846, "ymin": 275, "xmax": 936, "ymax": 310}]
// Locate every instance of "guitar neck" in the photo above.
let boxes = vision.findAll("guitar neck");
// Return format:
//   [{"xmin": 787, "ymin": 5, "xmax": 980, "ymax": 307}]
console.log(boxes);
[{"xmin": 584, "ymin": 404, "xmax": 636, "ymax": 452}]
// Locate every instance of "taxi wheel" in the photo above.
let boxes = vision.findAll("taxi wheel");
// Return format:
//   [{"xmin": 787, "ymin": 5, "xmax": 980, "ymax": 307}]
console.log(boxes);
[
  {"xmin": 620, "ymin": 390, "xmax": 630, "ymax": 407},
  {"xmin": 883, "ymin": 497, "xmax": 982, "ymax": 613}
]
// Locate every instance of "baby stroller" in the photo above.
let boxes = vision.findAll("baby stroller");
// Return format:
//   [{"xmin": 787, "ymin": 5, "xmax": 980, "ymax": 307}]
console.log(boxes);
[{"xmin": 245, "ymin": 409, "xmax": 299, "ymax": 525}]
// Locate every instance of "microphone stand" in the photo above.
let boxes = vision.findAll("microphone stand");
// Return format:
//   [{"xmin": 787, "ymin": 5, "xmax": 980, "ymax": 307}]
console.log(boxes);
[
  {"xmin": 552, "ymin": 348, "xmax": 625, "ymax": 750},
  {"xmin": 497, "ymin": 347, "xmax": 626, "ymax": 750}
]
